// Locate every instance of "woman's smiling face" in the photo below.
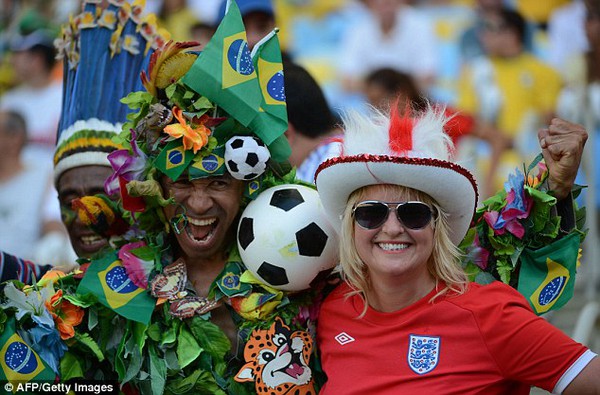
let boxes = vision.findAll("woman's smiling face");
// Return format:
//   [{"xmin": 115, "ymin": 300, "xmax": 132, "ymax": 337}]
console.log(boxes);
[{"xmin": 353, "ymin": 185, "xmax": 435, "ymax": 283}]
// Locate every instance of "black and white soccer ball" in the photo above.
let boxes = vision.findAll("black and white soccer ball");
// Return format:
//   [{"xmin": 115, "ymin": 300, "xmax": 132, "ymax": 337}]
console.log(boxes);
[
  {"xmin": 237, "ymin": 184, "xmax": 339, "ymax": 291},
  {"xmin": 225, "ymin": 136, "xmax": 270, "ymax": 180}
]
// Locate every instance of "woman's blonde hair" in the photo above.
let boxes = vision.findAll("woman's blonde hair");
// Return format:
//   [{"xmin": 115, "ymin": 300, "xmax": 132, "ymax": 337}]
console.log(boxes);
[{"xmin": 339, "ymin": 184, "xmax": 469, "ymax": 316}]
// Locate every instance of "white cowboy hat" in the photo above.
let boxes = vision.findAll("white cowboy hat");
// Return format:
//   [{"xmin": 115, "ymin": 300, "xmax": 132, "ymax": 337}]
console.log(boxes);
[{"xmin": 315, "ymin": 106, "xmax": 478, "ymax": 246}]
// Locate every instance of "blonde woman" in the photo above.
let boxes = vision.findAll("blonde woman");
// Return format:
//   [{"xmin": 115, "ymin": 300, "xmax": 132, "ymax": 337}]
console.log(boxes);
[{"xmin": 315, "ymin": 106, "xmax": 599, "ymax": 394}]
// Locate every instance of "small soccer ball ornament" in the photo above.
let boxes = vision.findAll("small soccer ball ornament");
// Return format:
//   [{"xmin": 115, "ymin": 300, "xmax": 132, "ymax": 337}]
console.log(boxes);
[
  {"xmin": 225, "ymin": 136, "xmax": 270, "ymax": 180},
  {"xmin": 237, "ymin": 184, "xmax": 339, "ymax": 291}
]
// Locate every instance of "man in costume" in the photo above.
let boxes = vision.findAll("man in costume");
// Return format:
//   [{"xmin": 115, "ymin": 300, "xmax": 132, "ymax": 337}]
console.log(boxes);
[
  {"xmin": 53, "ymin": 1, "xmax": 165, "ymax": 260},
  {"xmin": 0, "ymin": 1, "xmax": 589, "ymax": 394}
]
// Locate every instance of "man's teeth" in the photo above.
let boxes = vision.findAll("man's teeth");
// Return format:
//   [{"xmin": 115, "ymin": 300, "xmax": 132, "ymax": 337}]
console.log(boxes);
[
  {"xmin": 378, "ymin": 243, "xmax": 409, "ymax": 251},
  {"xmin": 81, "ymin": 235, "xmax": 103, "ymax": 245},
  {"xmin": 188, "ymin": 217, "xmax": 217, "ymax": 226}
]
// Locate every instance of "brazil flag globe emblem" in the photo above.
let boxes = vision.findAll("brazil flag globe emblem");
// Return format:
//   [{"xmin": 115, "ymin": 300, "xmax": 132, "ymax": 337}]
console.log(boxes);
[
  {"xmin": 517, "ymin": 233, "xmax": 580, "ymax": 315},
  {"xmin": 155, "ymin": 140, "xmax": 193, "ymax": 181},
  {"xmin": 77, "ymin": 252, "xmax": 156, "ymax": 324},
  {"xmin": 189, "ymin": 146, "xmax": 226, "ymax": 179},
  {"xmin": 166, "ymin": 146, "xmax": 186, "ymax": 169},
  {"xmin": 1, "ymin": 336, "xmax": 46, "ymax": 381},
  {"xmin": 99, "ymin": 260, "xmax": 145, "ymax": 310},
  {"xmin": 223, "ymin": 32, "xmax": 256, "ymax": 89},
  {"xmin": 0, "ymin": 318, "xmax": 54, "ymax": 382}
]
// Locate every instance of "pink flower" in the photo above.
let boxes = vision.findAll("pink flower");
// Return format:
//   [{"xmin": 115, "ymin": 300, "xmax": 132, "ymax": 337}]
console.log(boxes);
[{"xmin": 105, "ymin": 136, "xmax": 147, "ymax": 196}]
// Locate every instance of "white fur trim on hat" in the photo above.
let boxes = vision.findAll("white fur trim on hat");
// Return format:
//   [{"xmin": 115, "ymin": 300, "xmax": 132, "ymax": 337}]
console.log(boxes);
[{"xmin": 315, "ymin": 107, "xmax": 478, "ymax": 246}]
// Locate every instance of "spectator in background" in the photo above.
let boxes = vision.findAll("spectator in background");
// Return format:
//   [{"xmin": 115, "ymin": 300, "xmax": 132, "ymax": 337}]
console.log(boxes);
[
  {"xmin": 336, "ymin": 0, "xmax": 438, "ymax": 95},
  {"xmin": 457, "ymin": 7, "xmax": 562, "ymax": 196},
  {"xmin": 0, "ymin": 30, "xmax": 61, "ymax": 168},
  {"xmin": 459, "ymin": 0, "xmax": 536, "ymax": 63},
  {"xmin": 557, "ymin": 0, "xmax": 600, "ymax": 124},
  {"xmin": 556, "ymin": 0, "xmax": 600, "ymax": 224},
  {"xmin": 158, "ymin": 0, "xmax": 201, "ymax": 41},
  {"xmin": 0, "ymin": 110, "xmax": 68, "ymax": 265},
  {"xmin": 363, "ymin": 68, "xmax": 474, "ymax": 146},
  {"xmin": 547, "ymin": 0, "xmax": 589, "ymax": 73},
  {"xmin": 189, "ymin": 21, "xmax": 216, "ymax": 50},
  {"xmin": 284, "ymin": 61, "xmax": 342, "ymax": 183},
  {"xmin": 0, "ymin": 250, "xmax": 51, "ymax": 284},
  {"xmin": 217, "ymin": 0, "xmax": 276, "ymax": 50}
]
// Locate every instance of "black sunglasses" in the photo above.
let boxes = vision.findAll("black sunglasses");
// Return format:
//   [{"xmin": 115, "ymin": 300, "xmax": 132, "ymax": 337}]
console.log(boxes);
[{"xmin": 352, "ymin": 201, "xmax": 434, "ymax": 230}]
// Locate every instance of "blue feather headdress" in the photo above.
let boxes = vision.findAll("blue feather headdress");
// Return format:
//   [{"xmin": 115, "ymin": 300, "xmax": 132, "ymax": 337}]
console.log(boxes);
[{"xmin": 54, "ymin": 0, "xmax": 167, "ymax": 183}]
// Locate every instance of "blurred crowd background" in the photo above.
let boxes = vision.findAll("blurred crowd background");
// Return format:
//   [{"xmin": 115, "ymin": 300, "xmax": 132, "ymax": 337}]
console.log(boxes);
[{"xmin": 0, "ymin": 0, "xmax": 598, "ymax": 274}]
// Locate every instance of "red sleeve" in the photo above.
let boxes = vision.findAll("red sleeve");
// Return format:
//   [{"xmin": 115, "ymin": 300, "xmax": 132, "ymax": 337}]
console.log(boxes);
[
  {"xmin": 460, "ymin": 282, "xmax": 588, "ymax": 391},
  {"xmin": 443, "ymin": 107, "xmax": 474, "ymax": 143}
]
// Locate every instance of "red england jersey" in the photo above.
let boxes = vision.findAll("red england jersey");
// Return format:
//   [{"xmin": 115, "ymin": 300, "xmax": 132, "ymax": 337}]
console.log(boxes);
[{"xmin": 317, "ymin": 281, "xmax": 595, "ymax": 395}]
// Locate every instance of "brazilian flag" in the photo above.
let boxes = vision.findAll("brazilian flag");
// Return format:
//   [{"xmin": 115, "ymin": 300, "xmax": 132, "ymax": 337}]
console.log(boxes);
[
  {"xmin": 154, "ymin": 140, "xmax": 194, "ymax": 181},
  {"xmin": 517, "ymin": 233, "xmax": 581, "ymax": 315},
  {"xmin": 244, "ymin": 177, "xmax": 262, "ymax": 200},
  {"xmin": 249, "ymin": 28, "xmax": 289, "ymax": 149},
  {"xmin": 77, "ymin": 252, "xmax": 156, "ymax": 324},
  {"xmin": 189, "ymin": 145, "xmax": 226, "ymax": 179},
  {"xmin": 0, "ymin": 317, "xmax": 55, "ymax": 384},
  {"xmin": 182, "ymin": 0, "xmax": 263, "ymax": 129}
]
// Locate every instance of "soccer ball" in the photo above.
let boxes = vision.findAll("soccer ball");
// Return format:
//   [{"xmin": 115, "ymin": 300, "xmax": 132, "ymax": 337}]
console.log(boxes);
[
  {"xmin": 237, "ymin": 184, "xmax": 339, "ymax": 291},
  {"xmin": 225, "ymin": 136, "xmax": 270, "ymax": 180}
]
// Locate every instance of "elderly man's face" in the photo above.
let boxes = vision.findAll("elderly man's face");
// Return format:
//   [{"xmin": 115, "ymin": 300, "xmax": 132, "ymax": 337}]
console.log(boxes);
[
  {"xmin": 57, "ymin": 165, "xmax": 114, "ymax": 258},
  {"xmin": 161, "ymin": 174, "xmax": 245, "ymax": 262}
]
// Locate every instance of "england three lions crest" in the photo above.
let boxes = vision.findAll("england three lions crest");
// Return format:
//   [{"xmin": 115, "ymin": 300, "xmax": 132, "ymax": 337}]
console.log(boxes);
[{"xmin": 408, "ymin": 335, "xmax": 440, "ymax": 374}]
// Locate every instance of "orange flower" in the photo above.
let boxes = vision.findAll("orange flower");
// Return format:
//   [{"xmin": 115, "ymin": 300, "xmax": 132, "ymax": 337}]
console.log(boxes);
[
  {"xmin": 45, "ymin": 290, "xmax": 84, "ymax": 340},
  {"xmin": 163, "ymin": 106, "xmax": 210, "ymax": 154}
]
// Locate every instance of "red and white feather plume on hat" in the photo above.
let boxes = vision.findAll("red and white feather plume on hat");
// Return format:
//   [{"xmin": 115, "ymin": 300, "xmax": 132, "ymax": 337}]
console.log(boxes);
[{"xmin": 315, "ymin": 105, "xmax": 479, "ymax": 245}]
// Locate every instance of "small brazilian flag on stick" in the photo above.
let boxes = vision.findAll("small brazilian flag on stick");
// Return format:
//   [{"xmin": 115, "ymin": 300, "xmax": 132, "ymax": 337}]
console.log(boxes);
[
  {"xmin": 517, "ymin": 233, "xmax": 581, "ymax": 315},
  {"xmin": 182, "ymin": 0, "xmax": 263, "ymax": 131},
  {"xmin": 0, "ymin": 317, "xmax": 55, "ymax": 384},
  {"xmin": 77, "ymin": 252, "xmax": 156, "ymax": 324},
  {"xmin": 155, "ymin": 140, "xmax": 194, "ymax": 181},
  {"xmin": 249, "ymin": 28, "xmax": 288, "ymax": 149}
]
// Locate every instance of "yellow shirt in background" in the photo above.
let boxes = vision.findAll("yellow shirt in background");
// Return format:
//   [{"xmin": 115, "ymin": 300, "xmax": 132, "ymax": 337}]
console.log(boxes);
[{"xmin": 458, "ymin": 53, "xmax": 562, "ymax": 138}]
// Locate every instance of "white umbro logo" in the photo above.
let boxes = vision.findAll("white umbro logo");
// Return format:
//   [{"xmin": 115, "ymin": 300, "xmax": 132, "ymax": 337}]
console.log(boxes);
[{"xmin": 335, "ymin": 332, "xmax": 355, "ymax": 345}]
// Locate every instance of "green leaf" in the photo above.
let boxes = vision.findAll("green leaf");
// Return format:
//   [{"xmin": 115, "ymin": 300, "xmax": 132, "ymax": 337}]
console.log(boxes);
[
  {"xmin": 122, "ymin": 345, "xmax": 143, "ymax": 384},
  {"xmin": 149, "ymin": 345, "xmax": 167, "ymax": 395},
  {"xmin": 65, "ymin": 292, "xmax": 97, "ymax": 308},
  {"xmin": 147, "ymin": 323, "xmax": 161, "ymax": 342},
  {"xmin": 526, "ymin": 153, "xmax": 544, "ymax": 174},
  {"xmin": 165, "ymin": 369, "xmax": 226, "ymax": 395},
  {"xmin": 121, "ymin": 91, "xmax": 154, "ymax": 109},
  {"xmin": 164, "ymin": 347, "xmax": 180, "ymax": 371},
  {"xmin": 161, "ymin": 319, "xmax": 180, "ymax": 345},
  {"xmin": 133, "ymin": 321, "xmax": 149, "ymax": 351},
  {"xmin": 187, "ymin": 318, "xmax": 231, "ymax": 360},
  {"xmin": 177, "ymin": 326, "xmax": 202, "ymax": 369},
  {"xmin": 509, "ymin": 245, "xmax": 524, "ymax": 268},
  {"xmin": 191, "ymin": 96, "xmax": 213, "ymax": 111},
  {"xmin": 73, "ymin": 332, "xmax": 105, "ymax": 362},
  {"xmin": 496, "ymin": 259, "xmax": 513, "ymax": 284},
  {"xmin": 87, "ymin": 306, "xmax": 98, "ymax": 330},
  {"xmin": 115, "ymin": 329, "xmax": 128, "ymax": 380},
  {"xmin": 60, "ymin": 352, "xmax": 84, "ymax": 380},
  {"xmin": 131, "ymin": 246, "xmax": 156, "ymax": 262}
]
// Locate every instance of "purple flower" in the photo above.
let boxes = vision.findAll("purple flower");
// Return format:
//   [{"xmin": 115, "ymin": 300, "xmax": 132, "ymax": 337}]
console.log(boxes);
[
  {"xmin": 105, "ymin": 136, "xmax": 147, "ymax": 196},
  {"xmin": 483, "ymin": 170, "xmax": 532, "ymax": 239}
]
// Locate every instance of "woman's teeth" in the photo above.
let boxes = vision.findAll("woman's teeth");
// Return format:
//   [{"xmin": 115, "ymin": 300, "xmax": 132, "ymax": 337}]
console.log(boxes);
[{"xmin": 378, "ymin": 243, "xmax": 409, "ymax": 251}]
